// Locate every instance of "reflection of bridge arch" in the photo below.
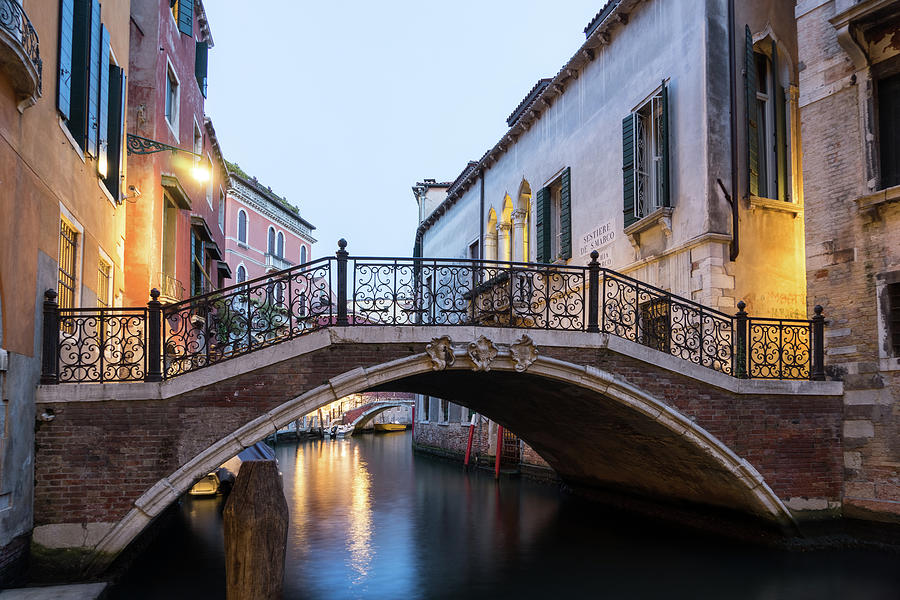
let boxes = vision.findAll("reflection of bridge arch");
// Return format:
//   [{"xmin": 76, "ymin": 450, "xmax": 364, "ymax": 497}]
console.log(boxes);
[
  {"xmin": 342, "ymin": 400, "xmax": 413, "ymax": 431},
  {"xmin": 39, "ymin": 337, "xmax": 821, "ymax": 573}
]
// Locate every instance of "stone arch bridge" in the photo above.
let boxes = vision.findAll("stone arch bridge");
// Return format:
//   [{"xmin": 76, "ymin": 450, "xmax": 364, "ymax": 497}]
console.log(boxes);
[
  {"xmin": 340, "ymin": 398, "xmax": 414, "ymax": 431},
  {"xmin": 34, "ymin": 246, "xmax": 841, "ymax": 572}
]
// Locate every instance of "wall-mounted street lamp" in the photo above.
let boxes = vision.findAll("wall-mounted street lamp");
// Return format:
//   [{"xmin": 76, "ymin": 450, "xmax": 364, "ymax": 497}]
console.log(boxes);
[{"xmin": 126, "ymin": 133, "xmax": 210, "ymax": 183}]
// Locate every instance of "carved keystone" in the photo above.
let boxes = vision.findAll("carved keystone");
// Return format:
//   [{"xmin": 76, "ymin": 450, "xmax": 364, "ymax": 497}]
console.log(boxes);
[
  {"xmin": 509, "ymin": 335, "xmax": 539, "ymax": 372},
  {"xmin": 467, "ymin": 336, "xmax": 498, "ymax": 372},
  {"xmin": 425, "ymin": 336, "xmax": 454, "ymax": 371}
]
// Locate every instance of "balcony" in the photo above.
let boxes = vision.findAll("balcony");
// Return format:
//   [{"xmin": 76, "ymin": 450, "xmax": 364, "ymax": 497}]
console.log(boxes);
[
  {"xmin": 154, "ymin": 272, "xmax": 184, "ymax": 304},
  {"xmin": 0, "ymin": 0, "xmax": 42, "ymax": 111},
  {"xmin": 265, "ymin": 253, "xmax": 293, "ymax": 272}
]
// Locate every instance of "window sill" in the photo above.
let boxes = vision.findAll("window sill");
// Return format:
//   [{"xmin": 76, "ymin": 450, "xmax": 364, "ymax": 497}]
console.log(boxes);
[
  {"xmin": 879, "ymin": 357, "xmax": 900, "ymax": 372},
  {"xmin": 624, "ymin": 206, "xmax": 673, "ymax": 250},
  {"xmin": 855, "ymin": 184, "xmax": 900, "ymax": 213},
  {"xmin": 58, "ymin": 117, "xmax": 86, "ymax": 163},
  {"xmin": 749, "ymin": 195, "xmax": 803, "ymax": 217}
]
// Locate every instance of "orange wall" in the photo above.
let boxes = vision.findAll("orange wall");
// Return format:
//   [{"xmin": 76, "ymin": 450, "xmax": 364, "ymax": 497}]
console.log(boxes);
[{"xmin": 0, "ymin": 2, "xmax": 131, "ymax": 357}]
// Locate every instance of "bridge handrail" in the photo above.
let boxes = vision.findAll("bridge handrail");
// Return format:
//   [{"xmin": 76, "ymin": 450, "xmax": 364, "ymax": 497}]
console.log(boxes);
[{"xmin": 39, "ymin": 240, "xmax": 826, "ymax": 384}]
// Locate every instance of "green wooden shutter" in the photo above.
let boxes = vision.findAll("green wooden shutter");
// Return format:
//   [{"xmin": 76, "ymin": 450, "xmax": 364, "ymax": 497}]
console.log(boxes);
[
  {"xmin": 68, "ymin": 0, "xmax": 91, "ymax": 148},
  {"xmin": 178, "ymin": 0, "xmax": 193, "ymax": 36},
  {"xmin": 195, "ymin": 41, "xmax": 208, "ymax": 98},
  {"xmin": 745, "ymin": 25, "xmax": 759, "ymax": 197},
  {"xmin": 535, "ymin": 186, "xmax": 551, "ymax": 263},
  {"xmin": 97, "ymin": 26, "xmax": 110, "ymax": 176},
  {"xmin": 772, "ymin": 39, "xmax": 788, "ymax": 202},
  {"xmin": 623, "ymin": 114, "xmax": 637, "ymax": 227},
  {"xmin": 103, "ymin": 67, "xmax": 125, "ymax": 199},
  {"xmin": 559, "ymin": 167, "xmax": 572, "ymax": 260},
  {"xmin": 85, "ymin": 0, "xmax": 101, "ymax": 157},
  {"xmin": 659, "ymin": 81, "xmax": 670, "ymax": 208},
  {"xmin": 58, "ymin": 0, "xmax": 75, "ymax": 120}
]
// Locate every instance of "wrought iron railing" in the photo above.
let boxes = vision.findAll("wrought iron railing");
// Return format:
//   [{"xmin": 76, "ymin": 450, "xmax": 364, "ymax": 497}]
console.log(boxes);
[
  {"xmin": 40, "ymin": 240, "xmax": 827, "ymax": 384},
  {"xmin": 0, "ymin": 0, "xmax": 42, "ymax": 89}
]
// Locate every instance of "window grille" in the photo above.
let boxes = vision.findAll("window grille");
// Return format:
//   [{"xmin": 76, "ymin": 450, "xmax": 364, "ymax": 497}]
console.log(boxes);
[
  {"xmin": 889, "ymin": 282, "xmax": 900, "ymax": 357},
  {"xmin": 633, "ymin": 92, "xmax": 666, "ymax": 219},
  {"xmin": 58, "ymin": 219, "xmax": 78, "ymax": 312}
]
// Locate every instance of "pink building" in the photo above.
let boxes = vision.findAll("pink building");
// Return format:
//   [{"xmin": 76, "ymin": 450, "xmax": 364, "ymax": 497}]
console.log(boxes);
[{"xmin": 224, "ymin": 163, "xmax": 316, "ymax": 284}]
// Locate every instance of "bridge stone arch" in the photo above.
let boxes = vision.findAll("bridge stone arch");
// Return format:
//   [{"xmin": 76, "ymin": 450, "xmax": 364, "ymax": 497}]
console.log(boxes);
[
  {"xmin": 342, "ymin": 400, "xmax": 413, "ymax": 431},
  {"xmin": 33, "ymin": 326, "xmax": 841, "ymax": 573}
]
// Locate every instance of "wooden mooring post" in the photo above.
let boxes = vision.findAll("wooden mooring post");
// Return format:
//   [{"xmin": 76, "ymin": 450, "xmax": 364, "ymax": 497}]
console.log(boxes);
[{"xmin": 223, "ymin": 460, "xmax": 289, "ymax": 600}]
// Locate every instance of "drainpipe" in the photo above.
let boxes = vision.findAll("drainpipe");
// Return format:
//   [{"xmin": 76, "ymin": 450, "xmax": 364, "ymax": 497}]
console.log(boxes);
[
  {"xmin": 479, "ymin": 169, "xmax": 485, "ymax": 259},
  {"xmin": 727, "ymin": 0, "xmax": 740, "ymax": 261}
]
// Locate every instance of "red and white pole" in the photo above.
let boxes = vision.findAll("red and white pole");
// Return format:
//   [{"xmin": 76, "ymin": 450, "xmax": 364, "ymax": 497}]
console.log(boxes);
[{"xmin": 463, "ymin": 413, "xmax": 476, "ymax": 469}]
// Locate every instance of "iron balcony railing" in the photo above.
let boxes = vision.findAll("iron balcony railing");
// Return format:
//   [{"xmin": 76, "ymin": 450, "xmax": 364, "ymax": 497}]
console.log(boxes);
[
  {"xmin": 40, "ymin": 240, "xmax": 827, "ymax": 384},
  {"xmin": 0, "ymin": 0, "xmax": 42, "ymax": 89}
]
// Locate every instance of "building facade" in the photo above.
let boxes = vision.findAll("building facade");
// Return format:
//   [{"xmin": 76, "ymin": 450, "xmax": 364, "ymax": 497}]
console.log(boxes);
[
  {"xmin": 797, "ymin": 0, "xmax": 900, "ymax": 523},
  {"xmin": 124, "ymin": 0, "xmax": 227, "ymax": 306},
  {"xmin": 224, "ymin": 163, "xmax": 316, "ymax": 285},
  {"xmin": 413, "ymin": 0, "xmax": 804, "ymax": 471},
  {"xmin": 0, "ymin": 0, "xmax": 131, "ymax": 581}
]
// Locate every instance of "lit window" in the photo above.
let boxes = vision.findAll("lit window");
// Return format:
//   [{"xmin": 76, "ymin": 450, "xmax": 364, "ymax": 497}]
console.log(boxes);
[{"xmin": 97, "ymin": 258, "xmax": 112, "ymax": 308}]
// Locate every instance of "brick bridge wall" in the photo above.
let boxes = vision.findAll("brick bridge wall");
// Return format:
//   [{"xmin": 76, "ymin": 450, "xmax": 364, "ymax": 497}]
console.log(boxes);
[{"xmin": 31, "ymin": 327, "xmax": 845, "ymax": 570}]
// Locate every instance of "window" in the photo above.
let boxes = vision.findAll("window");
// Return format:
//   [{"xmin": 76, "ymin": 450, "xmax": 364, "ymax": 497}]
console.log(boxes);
[
  {"xmin": 97, "ymin": 257, "xmax": 112, "ymax": 308},
  {"xmin": 441, "ymin": 399, "xmax": 449, "ymax": 423},
  {"xmin": 193, "ymin": 122, "xmax": 202, "ymax": 156},
  {"xmin": 58, "ymin": 219, "xmax": 79, "ymax": 311},
  {"xmin": 535, "ymin": 167, "xmax": 571, "ymax": 262},
  {"xmin": 165, "ymin": 65, "xmax": 179, "ymax": 132},
  {"xmin": 267, "ymin": 227, "xmax": 276, "ymax": 255},
  {"xmin": 639, "ymin": 298, "xmax": 670, "ymax": 353},
  {"xmin": 237, "ymin": 209, "xmax": 247, "ymax": 244},
  {"xmin": 218, "ymin": 189, "xmax": 225, "ymax": 232},
  {"xmin": 623, "ymin": 83, "xmax": 669, "ymax": 226},
  {"xmin": 162, "ymin": 196, "xmax": 177, "ymax": 282},
  {"xmin": 468, "ymin": 239, "xmax": 479, "ymax": 260},
  {"xmin": 300, "ymin": 245, "xmax": 307, "ymax": 265},
  {"xmin": 745, "ymin": 30, "xmax": 788, "ymax": 201},
  {"xmin": 236, "ymin": 265, "xmax": 246, "ymax": 284},
  {"xmin": 206, "ymin": 156, "xmax": 213, "ymax": 208},
  {"xmin": 276, "ymin": 231, "xmax": 285, "ymax": 258},
  {"xmin": 58, "ymin": 0, "xmax": 124, "ymax": 167},
  {"xmin": 878, "ymin": 72, "xmax": 900, "ymax": 189},
  {"xmin": 172, "ymin": 0, "xmax": 193, "ymax": 36},
  {"xmin": 190, "ymin": 229, "xmax": 205, "ymax": 296},
  {"xmin": 888, "ymin": 281, "xmax": 900, "ymax": 357},
  {"xmin": 195, "ymin": 41, "xmax": 208, "ymax": 98}
]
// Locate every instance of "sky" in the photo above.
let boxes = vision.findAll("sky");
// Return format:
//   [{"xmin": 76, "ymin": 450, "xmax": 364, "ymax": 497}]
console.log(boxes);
[{"xmin": 205, "ymin": 1, "xmax": 605, "ymax": 258}]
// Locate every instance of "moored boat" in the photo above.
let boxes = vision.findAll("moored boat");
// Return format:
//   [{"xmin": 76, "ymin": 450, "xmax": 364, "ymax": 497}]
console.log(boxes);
[{"xmin": 374, "ymin": 423, "xmax": 406, "ymax": 432}]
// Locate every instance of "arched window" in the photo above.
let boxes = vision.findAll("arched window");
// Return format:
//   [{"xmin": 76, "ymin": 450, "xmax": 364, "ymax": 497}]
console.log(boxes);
[
  {"xmin": 276, "ymin": 231, "xmax": 285, "ymax": 258},
  {"xmin": 236, "ymin": 265, "xmax": 246, "ymax": 283},
  {"xmin": 267, "ymin": 226, "xmax": 275, "ymax": 255},
  {"xmin": 485, "ymin": 208, "xmax": 498, "ymax": 261},
  {"xmin": 517, "ymin": 181, "xmax": 531, "ymax": 262},
  {"xmin": 500, "ymin": 195, "xmax": 513, "ymax": 263},
  {"xmin": 237, "ymin": 210, "xmax": 247, "ymax": 244},
  {"xmin": 300, "ymin": 245, "xmax": 307, "ymax": 265}
]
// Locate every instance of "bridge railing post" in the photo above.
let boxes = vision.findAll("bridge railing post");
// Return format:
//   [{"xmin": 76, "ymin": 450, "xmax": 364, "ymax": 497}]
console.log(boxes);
[
  {"xmin": 40, "ymin": 289, "xmax": 59, "ymax": 385},
  {"xmin": 734, "ymin": 300, "xmax": 748, "ymax": 379},
  {"xmin": 587, "ymin": 251, "xmax": 600, "ymax": 333},
  {"xmin": 146, "ymin": 288, "xmax": 163, "ymax": 382},
  {"xmin": 336, "ymin": 239, "xmax": 349, "ymax": 326},
  {"xmin": 811, "ymin": 305, "xmax": 826, "ymax": 381}
]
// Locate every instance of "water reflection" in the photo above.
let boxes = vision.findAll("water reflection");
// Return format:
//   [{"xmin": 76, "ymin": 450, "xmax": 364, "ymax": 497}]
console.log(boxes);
[{"xmin": 110, "ymin": 432, "xmax": 900, "ymax": 600}]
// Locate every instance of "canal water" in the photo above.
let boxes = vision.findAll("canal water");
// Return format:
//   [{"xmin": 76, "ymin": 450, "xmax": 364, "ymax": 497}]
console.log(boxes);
[{"xmin": 110, "ymin": 432, "xmax": 899, "ymax": 599}]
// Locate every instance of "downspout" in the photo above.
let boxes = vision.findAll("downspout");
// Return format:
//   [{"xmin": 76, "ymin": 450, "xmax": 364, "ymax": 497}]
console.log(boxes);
[
  {"xmin": 727, "ymin": 0, "xmax": 740, "ymax": 261},
  {"xmin": 479, "ymin": 169, "xmax": 485, "ymax": 259}
]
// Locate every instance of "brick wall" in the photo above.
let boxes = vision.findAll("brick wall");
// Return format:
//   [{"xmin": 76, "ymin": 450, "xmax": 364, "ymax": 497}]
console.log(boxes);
[
  {"xmin": 34, "ymin": 341, "xmax": 842, "ymax": 529},
  {"xmin": 798, "ymin": 0, "xmax": 900, "ymax": 521}
]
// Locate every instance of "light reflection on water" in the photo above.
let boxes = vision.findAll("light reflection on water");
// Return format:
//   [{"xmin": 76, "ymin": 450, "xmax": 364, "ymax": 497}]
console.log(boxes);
[{"xmin": 110, "ymin": 432, "xmax": 900, "ymax": 600}]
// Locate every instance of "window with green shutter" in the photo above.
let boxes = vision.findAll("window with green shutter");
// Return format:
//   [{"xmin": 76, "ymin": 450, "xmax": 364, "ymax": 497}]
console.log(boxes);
[
  {"xmin": 97, "ymin": 25, "xmax": 110, "ymax": 174},
  {"xmin": 535, "ymin": 186, "xmax": 551, "ymax": 263},
  {"xmin": 103, "ymin": 66, "xmax": 126, "ymax": 199},
  {"xmin": 57, "ymin": 0, "xmax": 75, "ymax": 120},
  {"xmin": 63, "ymin": 0, "xmax": 95, "ymax": 151},
  {"xmin": 747, "ymin": 28, "xmax": 790, "ymax": 202},
  {"xmin": 535, "ymin": 168, "xmax": 572, "ymax": 263},
  {"xmin": 195, "ymin": 41, "xmax": 208, "ymax": 98},
  {"xmin": 177, "ymin": 0, "xmax": 193, "ymax": 36},
  {"xmin": 85, "ymin": 0, "xmax": 101, "ymax": 157},
  {"xmin": 623, "ymin": 81, "xmax": 670, "ymax": 224}
]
